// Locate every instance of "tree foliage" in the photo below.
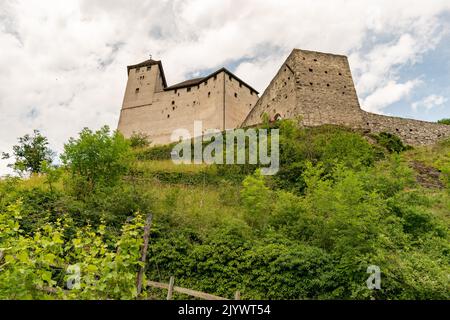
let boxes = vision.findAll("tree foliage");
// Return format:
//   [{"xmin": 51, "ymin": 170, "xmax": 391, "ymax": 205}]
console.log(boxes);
[
  {"xmin": 2, "ymin": 130, "xmax": 54, "ymax": 175},
  {"xmin": 61, "ymin": 126, "xmax": 132, "ymax": 194}
]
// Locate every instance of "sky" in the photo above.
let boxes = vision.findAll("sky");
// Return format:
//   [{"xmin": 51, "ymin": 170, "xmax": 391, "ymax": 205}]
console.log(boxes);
[{"xmin": 1, "ymin": 0, "xmax": 450, "ymax": 175}]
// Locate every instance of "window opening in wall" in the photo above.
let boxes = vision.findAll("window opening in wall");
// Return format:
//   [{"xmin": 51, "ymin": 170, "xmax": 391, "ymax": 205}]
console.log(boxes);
[
  {"xmin": 234, "ymin": 93, "xmax": 238, "ymax": 98},
  {"xmin": 172, "ymin": 101, "xmax": 175, "ymax": 105},
  {"xmin": 175, "ymin": 89, "xmax": 178, "ymax": 94},
  {"xmin": 239, "ymin": 82, "xmax": 242, "ymax": 88},
  {"xmin": 208, "ymin": 92, "xmax": 211, "ymax": 97},
  {"xmin": 327, "ymin": 84, "xmax": 330, "ymax": 87},
  {"xmin": 197, "ymin": 85, "xmax": 200, "ymax": 89},
  {"xmin": 314, "ymin": 59, "xmax": 317, "ymax": 62},
  {"xmin": 310, "ymin": 82, "xmax": 313, "ymax": 86},
  {"xmin": 213, "ymin": 75, "xmax": 217, "ymax": 80},
  {"xmin": 229, "ymin": 75, "xmax": 232, "ymax": 81},
  {"xmin": 173, "ymin": 106, "xmax": 175, "ymax": 110},
  {"xmin": 309, "ymin": 68, "xmax": 313, "ymax": 72},
  {"xmin": 339, "ymin": 72, "xmax": 342, "ymax": 76},
  {"xmin": 147, "ymin": 66, "xmax": 151, "ymax": 71},
  {"xmin": 325, "ymin": 71, "xmax": 328, "ymax": 74},
  {"xmin": 187, "ymin": 87, "xmax": 191, "ymax": 92},
  {"xmin": 167, "ymin": 114, "xmax": 170, "ymax": 118},
  {"xmin": 136, "ymin": 68, "xmax": 140, "ymax": 73},
  {"xmin": 204, "ymin": 81, "xmax": 208, "ymax": 85},
  {"xmin": 135, "ymin": 88, "xmax": 140, "ymax": 94}
]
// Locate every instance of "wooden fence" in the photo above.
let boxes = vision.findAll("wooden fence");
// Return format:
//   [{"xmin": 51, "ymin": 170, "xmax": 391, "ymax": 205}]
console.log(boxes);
[{"xmin": 147, "ymin": 277, "xmax": 240, "ymax": 300}]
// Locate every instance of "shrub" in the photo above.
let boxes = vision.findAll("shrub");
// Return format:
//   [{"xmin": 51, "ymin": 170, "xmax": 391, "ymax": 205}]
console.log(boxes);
[
  {"xmin": 128, "ymin": 132, "xmax": 151, "ymax": 149},
  {"xmin": 374, "ymin": 132, "xmax": 411, "ymax": 153},
  {"xmin": 61, "ymin": 126, "xmax": 131, "ymax": 195}
]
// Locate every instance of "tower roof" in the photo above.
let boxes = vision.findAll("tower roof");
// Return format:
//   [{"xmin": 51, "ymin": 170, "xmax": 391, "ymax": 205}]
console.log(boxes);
[{"xmin": 127, "ymin": 59, "xmax": 168, "ymax": 87}]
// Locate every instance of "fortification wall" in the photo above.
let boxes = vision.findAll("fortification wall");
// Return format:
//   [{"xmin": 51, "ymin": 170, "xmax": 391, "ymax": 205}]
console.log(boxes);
[
  {"xmin": 242, "ymin": 49, "xmax": 363, "ymax": 128},
  {"xmin": 291, "ymin": 49, "xmax": 363, "ymax": 127},
  {"xmin": 362, "ymin": 112, "xmax": 450, "ymax": 145},
  {"xmin": 224, "ymin": 74, "xmax": 258, "ymax": 130},
  {"xmin": 242, "ymin": 53, "xmax": 297, "ymax": 126},
  {"xmin": 119, "ymin": 69, "xmax": 258, "ymax": 145},
  {"xmin": 242, "ymin": 49, "xmax": 450, "ymax": 146}
]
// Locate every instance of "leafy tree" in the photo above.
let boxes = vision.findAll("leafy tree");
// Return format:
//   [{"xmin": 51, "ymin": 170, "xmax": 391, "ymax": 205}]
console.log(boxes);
[
  {"xmin": 128, "ymin": 132, "xmax": 151, "ymax": 149},
  {"xmin": 2, "ymin": 130, "xmax": 54, "ymax": 175},
  {"xmin": 60, "ymin": 126, "xmax": 131, "ymax": 194},
  {"xmin": 437, "ymin": 118, "xmax": 450, "ymax": 125}
]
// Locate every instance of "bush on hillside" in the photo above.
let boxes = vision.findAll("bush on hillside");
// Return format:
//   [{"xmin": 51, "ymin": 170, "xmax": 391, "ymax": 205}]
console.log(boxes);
[{"xmin": 61, "ymin": 126, "xmax": 132, "ymax": 195}]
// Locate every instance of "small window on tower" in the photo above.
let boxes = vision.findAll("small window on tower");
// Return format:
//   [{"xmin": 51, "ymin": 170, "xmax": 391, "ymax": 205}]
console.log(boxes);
[
  {"xmin": 135, "ymin": 88, "xmax": 140, "ymax": 94},
  {"xmin": 208, "ymin": 92, "xmax": 211, "ymax": 97},
  {"xmin": 234, "ymin": 93, "xmax": 238, "ymax": 98}
]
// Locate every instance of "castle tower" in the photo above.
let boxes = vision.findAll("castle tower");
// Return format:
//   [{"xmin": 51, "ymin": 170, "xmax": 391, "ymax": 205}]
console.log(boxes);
[
  {"xmin": 242, "ymin": 49, "xmax": 364, "ymax": 128},
  {"xmin": 118, "ymin": 59, "xmax": 259, "ymax": 145}
]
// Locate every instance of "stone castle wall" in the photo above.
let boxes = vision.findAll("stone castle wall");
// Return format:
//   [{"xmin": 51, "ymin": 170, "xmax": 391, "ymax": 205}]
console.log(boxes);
[
  {"xmin": 242, "ymin": 49, "xmax": 450, "ymax": 146},
  {"xmin": 362, "ymin": 112, "xmax": 450, "ymax": 145},
  {"xmin": 118, "ymin": 49, "xmax": 450, "ymax": 146},
  {"xmin": 118, "ymin": 64, "xmax": 258, "ymax": 145}
]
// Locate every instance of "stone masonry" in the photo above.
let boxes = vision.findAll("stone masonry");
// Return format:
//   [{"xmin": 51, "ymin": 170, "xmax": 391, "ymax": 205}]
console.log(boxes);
[
  {"xmin": 242, "ymin": 49, "xmax": 450, "ymax": 146},
  {"xmin": 118, "ymin": 49, "xmax": 450, "ymax": 146},
  {"xmin": 118, "ymin": 59, "xmax": 259, "ymax": 145}
]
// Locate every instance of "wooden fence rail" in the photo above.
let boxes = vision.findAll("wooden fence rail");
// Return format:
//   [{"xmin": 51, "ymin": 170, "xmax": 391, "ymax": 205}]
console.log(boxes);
[{"xmin": 147, "ymin": 278, "xmax": 236, "ymax": 301}]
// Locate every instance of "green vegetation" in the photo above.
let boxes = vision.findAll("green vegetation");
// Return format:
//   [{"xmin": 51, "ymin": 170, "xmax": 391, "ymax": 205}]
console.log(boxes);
[
  {"xmin": 437, "ymin": 118, "xmax": 450, "ymax": 125},
  {"xmin": 2, "ymin": 130, "xmax": 54, "ymax": 175},
  {"xmin": 0, "ymin": 122, "xmax": 449, "ymax": 300}
]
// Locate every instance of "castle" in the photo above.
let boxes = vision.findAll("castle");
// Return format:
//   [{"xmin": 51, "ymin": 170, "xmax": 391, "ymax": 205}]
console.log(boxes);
[{"xmin": 118, "ymin": 49, "xmax": 450, "ymax": 146}]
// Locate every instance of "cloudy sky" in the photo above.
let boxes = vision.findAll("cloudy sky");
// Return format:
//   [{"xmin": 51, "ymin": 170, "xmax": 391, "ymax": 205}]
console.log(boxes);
[{"xmin": 1, "ymin": 0, "xmax": 450, "ymax": 175}]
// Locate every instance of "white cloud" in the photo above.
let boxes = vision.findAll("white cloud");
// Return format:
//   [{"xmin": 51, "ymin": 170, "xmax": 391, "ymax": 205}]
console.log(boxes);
[
  {"xmin": 1, "ymin": 0, "xmax": 450, "ymax": 175},
  {"xmin": 363, "ymin": 80, "xmax": 422, "ymax": 113},
  {"xmin": 412, "ymin": 94, "xmax": 447, "ymax": 111}
]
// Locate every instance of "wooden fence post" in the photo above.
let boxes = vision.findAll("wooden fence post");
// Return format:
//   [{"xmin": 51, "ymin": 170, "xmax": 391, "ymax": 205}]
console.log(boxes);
[
  {"xmin": 136, "ymin": 213, "xmax": 153, "ymax": 296},
  {"xmin": 167, "ymin": 276, "xmax": 175, "ymax": 300},
  {"xmin": 234, "ymin": 291, "xmax": 241, "ymax": 300}
]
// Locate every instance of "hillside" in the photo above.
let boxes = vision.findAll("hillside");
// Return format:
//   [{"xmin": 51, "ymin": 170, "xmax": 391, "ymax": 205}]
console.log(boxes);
[{"xmin": 1, "ymin": 121, "xmax": 449, "ymax": 300}]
